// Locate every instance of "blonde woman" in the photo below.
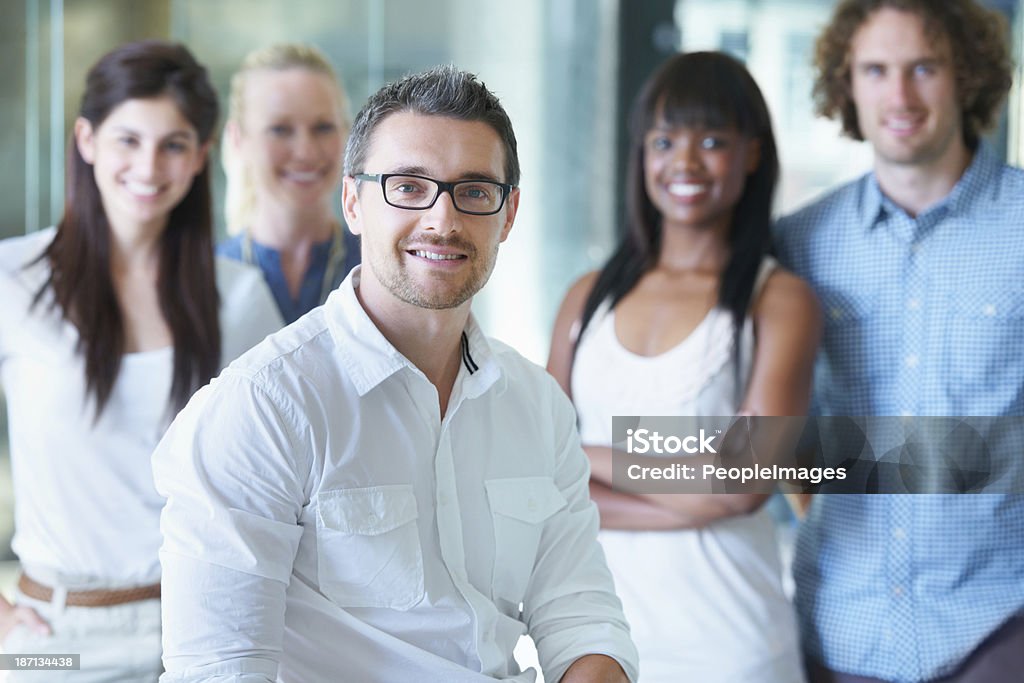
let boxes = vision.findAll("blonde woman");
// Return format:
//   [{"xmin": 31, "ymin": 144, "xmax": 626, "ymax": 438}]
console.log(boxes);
[{"xmin": 219, "ymin": 43, "xmax": 359, "ymax": 324}]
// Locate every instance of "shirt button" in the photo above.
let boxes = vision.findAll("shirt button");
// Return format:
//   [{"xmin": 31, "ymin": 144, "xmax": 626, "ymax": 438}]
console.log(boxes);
[
  {"xmin": 439, "ymin": 493, "xmax": 450, "ymax": 506},
  {"xmin": 907, "ymin": 298, "xmax": 920, "ymax": 311},
  {"xmin": 527, "ymin": 498, "xmax": 538, "ymax": 512},
  {"xmin": 982, "ymin": 304, "xmax": 996, "ymax": 316},
  {"xmin": 893, "ymin": 585, "xmax": 904, "ymax": 597},
  {"xmin": 900, "ymin": 410, "xmax": 914, "ymax": 418},
  {"xmin": 893, "ymin": 527, "xmax": 906, "ymax": 540},
  {"xmin": 905, "ymin": 354, "xmax": 919, "ymax": 368},
  {"xmin": 910, "ymin": 243, "xmax": 922, "ymax": 254},
  {"xmin": 830, "ymin": 307, "xmax": 843, "ymax": 321}
]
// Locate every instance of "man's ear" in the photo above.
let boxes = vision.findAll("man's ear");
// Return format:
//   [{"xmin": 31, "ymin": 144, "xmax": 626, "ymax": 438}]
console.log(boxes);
[
  {"xmin": 74, "ymin": 117, "xmax": 97, "ymax": 164},
  {"xmin": 499, "ymin": 187, "xmax": 520, "ymax": 243},
  {"xmin": 342, "ymin": 176, "xmax": 363, "ymax": 235}
]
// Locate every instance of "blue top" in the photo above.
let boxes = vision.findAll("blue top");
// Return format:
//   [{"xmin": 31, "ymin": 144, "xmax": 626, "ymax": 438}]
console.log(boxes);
[
  {"xmin": 775, "ymin": 145, "xmax": 1024, "ymax": 682},
  {"xmin": 217, "ymin": 230, "xmax": 361, "ymax": 325}
]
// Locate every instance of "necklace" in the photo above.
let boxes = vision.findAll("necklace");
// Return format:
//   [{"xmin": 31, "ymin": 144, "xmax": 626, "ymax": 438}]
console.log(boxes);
[{"xmin": 241, "ymin": 222, "xmax": 346, "ymax": 305}]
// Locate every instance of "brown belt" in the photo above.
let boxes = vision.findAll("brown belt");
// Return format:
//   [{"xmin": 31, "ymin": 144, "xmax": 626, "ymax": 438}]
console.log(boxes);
[{"xmin": 17, "ymin": 574, "xmax": 160, "ymax": 608}]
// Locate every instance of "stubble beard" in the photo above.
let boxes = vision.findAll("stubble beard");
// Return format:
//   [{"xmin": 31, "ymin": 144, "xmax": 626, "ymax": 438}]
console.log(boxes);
[
  {"xmin": 872, "ymin": 115, "xmax": 962, "ymax": 170},
  {"xmin": 372, "ymin": 238, "xmax": 499, "ymax": 310}
]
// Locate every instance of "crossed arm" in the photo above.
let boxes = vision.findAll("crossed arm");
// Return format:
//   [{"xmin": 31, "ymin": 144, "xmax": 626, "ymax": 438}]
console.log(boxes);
[{"xmin": 547, "ymin": 269, "xmax": 821, "ymax": 530}]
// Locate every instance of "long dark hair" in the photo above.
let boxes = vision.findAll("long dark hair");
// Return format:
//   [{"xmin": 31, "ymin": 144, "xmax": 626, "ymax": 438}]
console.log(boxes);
[
  {"xmin": 34, "ymin": 40, "xmax": 221, "ymax": 417},
  {"xmin": 577, "ymin": 51, "xmax": 779, "ymax": 360}
]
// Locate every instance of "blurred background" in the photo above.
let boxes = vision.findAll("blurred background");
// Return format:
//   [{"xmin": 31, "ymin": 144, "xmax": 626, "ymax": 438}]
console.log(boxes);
[{"xmin": 0, "ymin": 0, "xmax": 1021, "ymax": 656}]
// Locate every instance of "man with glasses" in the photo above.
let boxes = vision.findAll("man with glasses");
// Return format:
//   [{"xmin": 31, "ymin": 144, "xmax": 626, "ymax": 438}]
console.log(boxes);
[{"xmin": 153, "ymin": 65, "xmax": 638, "ymax": 683}]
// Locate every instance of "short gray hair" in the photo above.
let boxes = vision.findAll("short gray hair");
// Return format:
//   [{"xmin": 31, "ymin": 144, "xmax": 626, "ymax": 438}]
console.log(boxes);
[{"xmin": 344, "ymin": 64, "xmax": 520, "ymax": 186}]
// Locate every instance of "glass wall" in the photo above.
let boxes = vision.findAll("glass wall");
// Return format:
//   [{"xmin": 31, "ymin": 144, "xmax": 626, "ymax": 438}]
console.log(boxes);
[
  {"xmin": 677, "ymin": 0, "xmax": 875, "ymax": 212},
  {"xmin": 1013, "ymin": 0, "xmax": 1024, "ymax": 165},
  {"xmin": 676, "ymin": 0, "xmax": 1018, "ymax": 212},
  {"xmin": 7, "ymin": 0, "xmax": 1020, "ymax": 359},
  {"xmin": 170, "ymin": 0, "xmax": 620, "ymax": 361}
]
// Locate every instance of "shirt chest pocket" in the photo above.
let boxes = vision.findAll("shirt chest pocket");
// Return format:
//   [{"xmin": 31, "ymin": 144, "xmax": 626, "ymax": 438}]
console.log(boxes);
[
  {"xmin": 818, "ymin": 288, "xmax": 880, "ymax": 389},
  {"xmin": 315, "ymin": 485, "xmax": 425, "ymax": 610},
  {"xmin": 484, "ymin": 476, "xmax": 567, "ymax": 608},
  {"xmin": 944, "ymin": 289, "xmax": 1024, "ymax": 408}
]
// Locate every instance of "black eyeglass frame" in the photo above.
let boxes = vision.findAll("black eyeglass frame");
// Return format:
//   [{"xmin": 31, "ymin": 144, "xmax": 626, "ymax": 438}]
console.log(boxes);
[{"xmin": 354, "ymin": 173, "xmax": 515, "ymax": 216}]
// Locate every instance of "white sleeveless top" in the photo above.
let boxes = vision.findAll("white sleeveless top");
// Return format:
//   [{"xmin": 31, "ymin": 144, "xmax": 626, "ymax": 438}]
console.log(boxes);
[
  {"xmin": 571, "ymin": 257, "xmax": 805, "ymax": 682},
  {"xmin": 0, "ymin": 228, "xmax": 283, "ymax": 589}
]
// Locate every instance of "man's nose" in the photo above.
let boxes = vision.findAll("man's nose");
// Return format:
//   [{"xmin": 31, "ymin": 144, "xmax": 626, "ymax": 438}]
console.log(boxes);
[
  {"xmin": 421, "ymin": 188, "xmax": 461, "ymax": 235},
  {"xmin": 888, "ymin": 72, "xmax": 918, "ymax": 108}
]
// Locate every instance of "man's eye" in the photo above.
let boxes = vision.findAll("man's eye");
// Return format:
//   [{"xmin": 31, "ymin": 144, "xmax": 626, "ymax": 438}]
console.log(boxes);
[
  {"xmin": 458, "ymin": 185, "xmax": 493, "ymax": 201},
  {"xmin": 268, "ymin": 125, "xmax": 292, "ymax": 137}
]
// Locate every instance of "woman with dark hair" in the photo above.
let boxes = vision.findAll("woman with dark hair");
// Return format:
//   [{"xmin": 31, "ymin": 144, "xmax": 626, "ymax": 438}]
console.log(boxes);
[
  {"xmin": 0, "ymin": 41, "xmax": 280, "ymax": 680},
  {"xmin": 548, "ymin": 52, "xmax": 820, "ymax": 681}
]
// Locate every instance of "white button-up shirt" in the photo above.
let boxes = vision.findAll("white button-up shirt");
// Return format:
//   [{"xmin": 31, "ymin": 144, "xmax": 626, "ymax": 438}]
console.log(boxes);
[{"xmin": 154, "ymin": 268, "xmax": 638, "ymax": 683}]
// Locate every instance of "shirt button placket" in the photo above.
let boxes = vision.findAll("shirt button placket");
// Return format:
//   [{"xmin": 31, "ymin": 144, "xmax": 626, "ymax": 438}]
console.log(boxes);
[
  {"xmin": 434, "ymin": 430, "xmax": 468, "ymax": 583},
  {"xmin": 899, "ymin": 234, "xmax": 926, "ymax": 414},
  {"xmin": 889, "ymin": 496, "xmax": 916, "ymax": 680}
]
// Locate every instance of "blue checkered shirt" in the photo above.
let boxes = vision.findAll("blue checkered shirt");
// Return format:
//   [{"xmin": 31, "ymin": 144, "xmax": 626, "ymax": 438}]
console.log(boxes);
[{"xmin": 775, "ymin": 145, "xmax": 1024, "ymax": 682}]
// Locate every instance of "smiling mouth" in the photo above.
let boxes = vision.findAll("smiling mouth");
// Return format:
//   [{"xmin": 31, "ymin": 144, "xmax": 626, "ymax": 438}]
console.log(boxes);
[
  {"xmin": 283, "ymin": 170, "xmax": 323, "ymax": 182},
  {"xmin": 124, "ymin": 180, "xmax": 161, "ymax": 197},
  {"xmin": 409, "ymin": 250, "xmax": 466, "ymax": 261},
  {"xmin": 884, "ymin": 115, "xmax": 924, "ymax": 134},
  {"xmin": 667, "ymin": 182, "xmax": 708, "ymax": 197}
]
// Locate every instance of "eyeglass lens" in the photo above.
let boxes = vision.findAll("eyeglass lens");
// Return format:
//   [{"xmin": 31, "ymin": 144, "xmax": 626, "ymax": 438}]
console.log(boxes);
[{"xmin": 383, "ymin": 175, "xmax": 504, "ymax": 214}]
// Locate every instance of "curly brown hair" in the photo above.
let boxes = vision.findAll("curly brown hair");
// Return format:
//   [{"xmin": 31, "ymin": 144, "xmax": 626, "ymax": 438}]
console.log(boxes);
[{"xmin": 813, "ymin": 0, "xmax": 1012, "ymax": 147}]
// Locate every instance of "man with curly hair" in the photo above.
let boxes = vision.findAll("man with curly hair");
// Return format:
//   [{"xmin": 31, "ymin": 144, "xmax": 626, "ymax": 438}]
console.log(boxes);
[{"xmin": 775, "ymin": 1, "xmax": 1024, "ymax": 682}]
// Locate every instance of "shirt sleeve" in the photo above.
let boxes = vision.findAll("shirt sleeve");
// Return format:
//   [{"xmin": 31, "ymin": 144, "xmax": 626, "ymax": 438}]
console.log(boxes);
[
  {"xmin": 522, "ymin": 378, "xmax": 640, "ymax": 683},
  {"xmin": 153, "ymin": 372, "xmax": 309, "ymax": 682}
]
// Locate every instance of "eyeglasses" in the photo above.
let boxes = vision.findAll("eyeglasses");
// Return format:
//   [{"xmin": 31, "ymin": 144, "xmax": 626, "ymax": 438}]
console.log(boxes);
[{"xmin": 355, "ymin": 173, "xmax": 513, "ymax": 216}]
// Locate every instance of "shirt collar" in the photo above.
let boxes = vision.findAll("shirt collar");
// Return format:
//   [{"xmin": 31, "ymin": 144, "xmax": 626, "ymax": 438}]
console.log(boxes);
[
  {"xmin": 861, "ymin": 143, "xmax": 999, "ymax": 233},
  {"xmin": 459, "ymin": 313, "xmax": 503, "ymax": 401},
  {"xmin": 326, "ymin": 266, "xmax": 502, "ymax": 398},
  {"xmin": 941, "ymin": 143, "xmax": 999, "ymax": 217},
  {"xmin": 860, "ymin": 173, "xmax": 886, "ymax": 233}
]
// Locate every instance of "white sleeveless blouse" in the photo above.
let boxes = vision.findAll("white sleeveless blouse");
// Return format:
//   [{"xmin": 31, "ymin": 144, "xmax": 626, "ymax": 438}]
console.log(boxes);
[{"xmin": 571, "ymin": 257, "xmax": 806, "ymax": 682}]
